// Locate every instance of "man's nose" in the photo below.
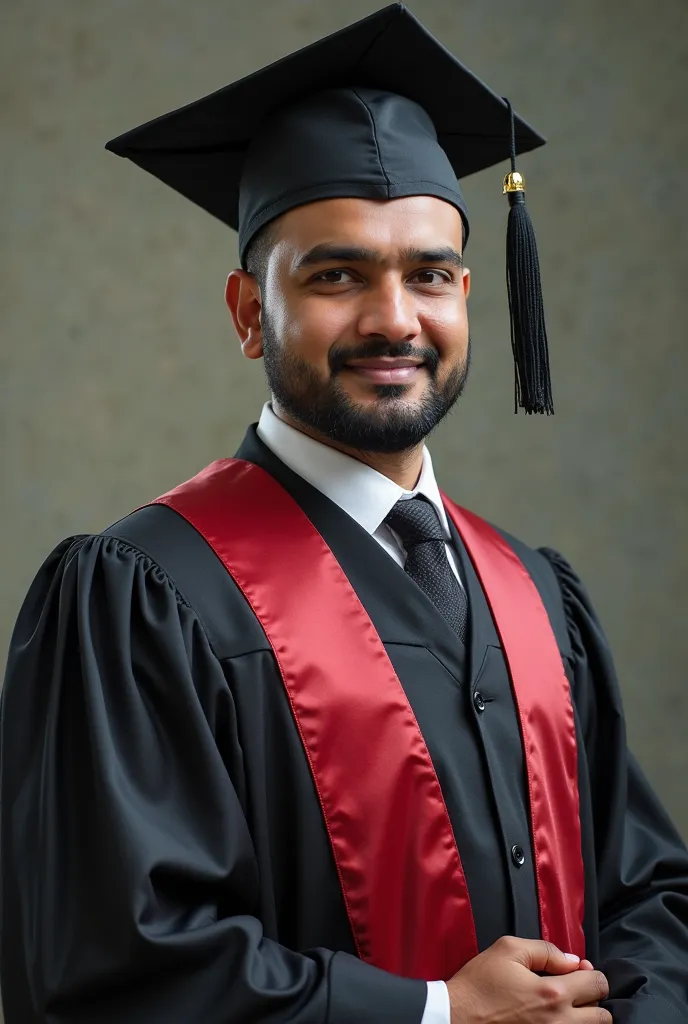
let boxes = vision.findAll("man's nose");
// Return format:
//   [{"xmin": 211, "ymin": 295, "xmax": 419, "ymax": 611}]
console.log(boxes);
[{"xmin": 356, "ymin": 278, "xmax": 422, "ymax": 343}]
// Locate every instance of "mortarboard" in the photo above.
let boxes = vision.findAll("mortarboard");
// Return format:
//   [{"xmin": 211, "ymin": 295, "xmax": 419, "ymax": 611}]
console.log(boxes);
[{"xmin": 106, "ymin": 3, "xmax": 553, "ymax": 414}]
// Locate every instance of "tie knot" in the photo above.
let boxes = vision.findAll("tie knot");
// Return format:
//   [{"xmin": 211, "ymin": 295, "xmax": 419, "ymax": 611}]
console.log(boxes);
[{"xmin": 385, "ymin": 497, "xmax": 446, "ymax": 547}]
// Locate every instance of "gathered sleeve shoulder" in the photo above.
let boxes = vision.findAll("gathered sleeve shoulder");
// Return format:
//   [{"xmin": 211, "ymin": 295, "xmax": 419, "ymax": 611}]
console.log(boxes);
[
  {"xmin": 1, "ymin": 534, "xmax": 426, "ymax": 1024},
  {"xmin": 538, "ymin": 547, "xmax": 688, "ymax": 1022}
]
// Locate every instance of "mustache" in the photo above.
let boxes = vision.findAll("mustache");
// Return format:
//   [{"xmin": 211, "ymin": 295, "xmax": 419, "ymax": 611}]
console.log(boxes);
[{"xmin": 328, "ymin": 340, "xmax": 440, "ymax": 375}]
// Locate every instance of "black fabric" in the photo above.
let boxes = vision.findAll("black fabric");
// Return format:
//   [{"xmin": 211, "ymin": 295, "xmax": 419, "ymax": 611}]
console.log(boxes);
[
  {"xmin": 1, "ymin": 427, "xmax": 688, "ymax": 1023},
  {"xmin": 386, "ymin": 496, "xmax": 468, "ymax": 642},
  {"xmin": 104, "ymin": 3, "xmax": 545, "ymax": 257}
]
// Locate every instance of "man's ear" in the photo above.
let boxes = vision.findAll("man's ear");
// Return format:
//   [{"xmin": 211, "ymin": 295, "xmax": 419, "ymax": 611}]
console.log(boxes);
[
  {"xmin": 225, "ymin": 270, "xmax": 264, "ymax": 359},
  {"xmin": 462, "ymin": 266, "xmax": 471, "ymax": 300}
]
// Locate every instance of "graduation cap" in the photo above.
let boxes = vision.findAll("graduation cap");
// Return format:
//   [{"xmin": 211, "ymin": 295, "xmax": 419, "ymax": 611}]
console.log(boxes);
[{"xmin": 107, "ymin": 3, "xmax": 553, "ymax": 414}]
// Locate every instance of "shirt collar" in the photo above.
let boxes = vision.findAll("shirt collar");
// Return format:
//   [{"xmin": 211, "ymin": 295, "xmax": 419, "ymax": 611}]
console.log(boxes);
[{"xmin": 256, "ymin": 403, "xmax": 451, "ymax": 539}]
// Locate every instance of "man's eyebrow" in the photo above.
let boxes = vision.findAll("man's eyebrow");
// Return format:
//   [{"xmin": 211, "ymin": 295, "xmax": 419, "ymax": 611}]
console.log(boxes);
[
  {"xmin": 294, "ymin": 244, "xmax": 380, "ymax": 270},
  {"xmin": 293, "ymin": 243, "xmax": 464, "ymax": 271},
  {"xmin": 401, "ymin": 246, "xmax": 463, "ymax": 269}
]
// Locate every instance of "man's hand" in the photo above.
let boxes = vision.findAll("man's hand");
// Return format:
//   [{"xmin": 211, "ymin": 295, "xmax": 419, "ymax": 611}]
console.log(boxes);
[{"xmin": 446, "ymin": 936, "xmax": 611, "ymax": 1023}]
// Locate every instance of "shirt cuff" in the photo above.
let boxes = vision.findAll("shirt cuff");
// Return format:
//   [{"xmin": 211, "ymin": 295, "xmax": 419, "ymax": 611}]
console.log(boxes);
[{"xmin": 422, "ymin": 980, "xmax": 451, "ymax": 1024}]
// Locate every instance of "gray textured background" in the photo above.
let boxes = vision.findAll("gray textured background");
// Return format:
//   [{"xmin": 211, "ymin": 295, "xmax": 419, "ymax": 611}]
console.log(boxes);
[{"xmin": 1, "ymin": 0, "xmax": 687, "ymax": 874}]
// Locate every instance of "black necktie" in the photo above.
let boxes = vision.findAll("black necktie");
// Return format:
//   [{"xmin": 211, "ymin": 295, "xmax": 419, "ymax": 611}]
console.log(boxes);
[{"xmin": 385, "ymin": 497, "xmax": 468, "ymax": 643}]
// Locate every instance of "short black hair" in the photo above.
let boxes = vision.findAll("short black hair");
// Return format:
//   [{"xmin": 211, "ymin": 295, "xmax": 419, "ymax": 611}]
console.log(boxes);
[{"xmin": 244, "ymin": 220, "xmax": 277, "ymax": 288}]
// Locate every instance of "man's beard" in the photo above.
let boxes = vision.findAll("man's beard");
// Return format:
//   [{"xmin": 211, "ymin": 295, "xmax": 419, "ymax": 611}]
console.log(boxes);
[{"xmin": 261, "ymin": 318, "xmax": 471, "ymax": 454}]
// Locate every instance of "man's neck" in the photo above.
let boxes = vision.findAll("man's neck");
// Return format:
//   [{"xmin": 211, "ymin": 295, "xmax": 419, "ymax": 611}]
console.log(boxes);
[{"xmin": 272, "ymin": 404, "xmax": 425, "ymax": 491}]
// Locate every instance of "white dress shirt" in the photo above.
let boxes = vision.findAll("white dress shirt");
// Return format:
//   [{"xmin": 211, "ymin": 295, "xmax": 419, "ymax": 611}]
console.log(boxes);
[
  {"xmin": 257, "ymin": 402, "xmax": 462, "ymax": 587},
  {"xmin": 257, "ymin": 403, "xmax": 453, "ymax": 1024}
]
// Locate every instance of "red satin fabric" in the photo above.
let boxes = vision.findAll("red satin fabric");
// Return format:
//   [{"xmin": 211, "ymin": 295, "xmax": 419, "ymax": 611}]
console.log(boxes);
[
  {"xmin": 154, "ymin": 459, "xmax": 477, "ymax": 980},
  {"xmin": 443, "ymin": 496, "xmax": 586, "ymax": 960}
]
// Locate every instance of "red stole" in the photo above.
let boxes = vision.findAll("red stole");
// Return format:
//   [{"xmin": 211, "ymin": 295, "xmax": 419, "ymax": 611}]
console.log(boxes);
[{"xmin": 152, "ymin": 459, "xmax": 585, "ymax": 979}]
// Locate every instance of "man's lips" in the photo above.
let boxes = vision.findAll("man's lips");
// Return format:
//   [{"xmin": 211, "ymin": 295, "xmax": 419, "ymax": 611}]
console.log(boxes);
[{"xmin": 342, "ymin": 357, "xmax": 426, "ymax": 384}]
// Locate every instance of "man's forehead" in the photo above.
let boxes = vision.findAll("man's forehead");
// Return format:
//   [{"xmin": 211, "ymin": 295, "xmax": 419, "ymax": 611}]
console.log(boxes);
[{"xmin": 275, "ymin": 195, "xmax": 465, "ymax": 258}]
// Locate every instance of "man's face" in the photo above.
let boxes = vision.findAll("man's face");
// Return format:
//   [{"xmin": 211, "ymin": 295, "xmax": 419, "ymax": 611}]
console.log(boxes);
[{"xmin": 228, "ymin": 195, "xmax": 471, "ymax": 453}]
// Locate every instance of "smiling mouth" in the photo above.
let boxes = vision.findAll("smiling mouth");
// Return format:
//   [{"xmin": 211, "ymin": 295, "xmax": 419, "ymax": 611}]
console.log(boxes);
[{"xmin": 342, "ymin": 358, "xmax": 426, "ymax": 384}]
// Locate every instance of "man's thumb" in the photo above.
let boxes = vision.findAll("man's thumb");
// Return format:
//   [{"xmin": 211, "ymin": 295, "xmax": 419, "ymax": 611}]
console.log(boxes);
[{"xmin": 508, "ymin": 938, "xmax": 581, "ymax": 974}]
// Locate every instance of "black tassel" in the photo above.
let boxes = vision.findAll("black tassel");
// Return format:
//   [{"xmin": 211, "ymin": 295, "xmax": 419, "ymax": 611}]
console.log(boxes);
[{"xmin": 503, "ymin": 99, "xmax": 553, "ymax": 415}]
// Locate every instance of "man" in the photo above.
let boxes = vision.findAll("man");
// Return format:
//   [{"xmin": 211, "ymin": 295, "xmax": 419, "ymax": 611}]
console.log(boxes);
[{"xmin": 2, "ymin": 5, "xmax": 687, "ymax": 1023}]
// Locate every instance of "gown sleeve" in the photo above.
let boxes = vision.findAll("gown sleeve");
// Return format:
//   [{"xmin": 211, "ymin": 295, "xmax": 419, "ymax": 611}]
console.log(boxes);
[
  {"xmin": 540, "ymin": 548, "xmax": 688, "ymax": 1023},
  {"xmin": 0, "ymin": 535, "xmax": 426, "ymax": 1024}
]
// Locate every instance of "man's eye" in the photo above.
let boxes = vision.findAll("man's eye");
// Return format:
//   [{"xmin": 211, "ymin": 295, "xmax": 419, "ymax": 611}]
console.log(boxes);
[
  {"xmin": 410, "ymin": 269, "xmax": 451, "ymax": 285},
  {"xmin": 313, "ymin": 269, "xmax": 355, "ymax": 284}
]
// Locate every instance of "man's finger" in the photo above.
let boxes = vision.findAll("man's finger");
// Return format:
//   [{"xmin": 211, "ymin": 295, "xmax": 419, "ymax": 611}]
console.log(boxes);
[
  {"xmin": 562, "ymin": 969, "xmax": 610, "ymax": 1006},
  {"xmin": 580, "ymin": 1011, "xmax": 613, "ymax": 1024},
  {"xmin": 495, "ymin": 936, "xmax": 581, "ymax": 974}
]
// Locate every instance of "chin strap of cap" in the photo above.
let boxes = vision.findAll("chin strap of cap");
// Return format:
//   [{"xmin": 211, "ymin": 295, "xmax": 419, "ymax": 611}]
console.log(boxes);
[{"xmin": 503, "ymin": 99, "xmax": 554, "ymax": 415}]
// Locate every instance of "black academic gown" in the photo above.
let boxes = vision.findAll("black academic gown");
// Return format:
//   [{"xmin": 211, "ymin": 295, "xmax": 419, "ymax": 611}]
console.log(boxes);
[{"xmin": 2, "ymin": 427, "xmax": 687, "ymax": 1024}]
